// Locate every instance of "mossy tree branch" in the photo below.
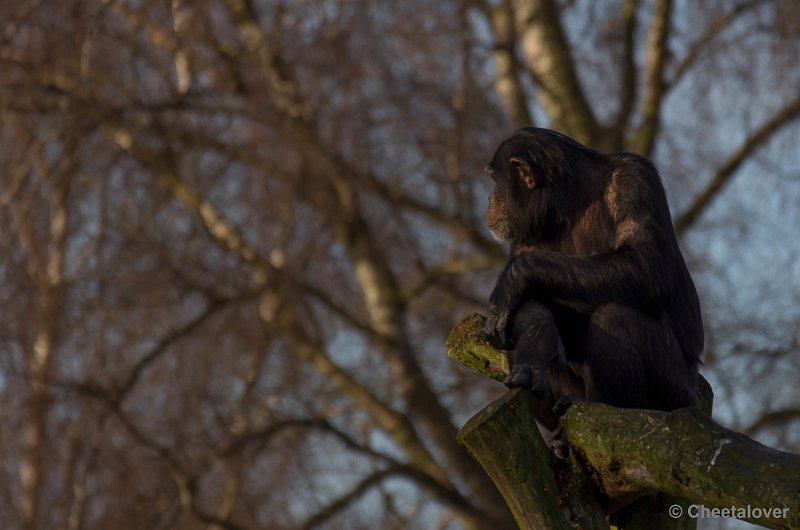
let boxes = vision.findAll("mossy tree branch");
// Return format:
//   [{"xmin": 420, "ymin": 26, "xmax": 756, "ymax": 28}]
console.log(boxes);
[{"xmin": 447, "ymin": 314, "xmax": 800, "ymax": 530}]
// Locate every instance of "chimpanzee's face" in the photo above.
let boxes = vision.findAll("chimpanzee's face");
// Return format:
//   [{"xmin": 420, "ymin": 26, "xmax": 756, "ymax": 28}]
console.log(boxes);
[{"xmin": 485, "ymin": 164, "xmax": 512, "ymax": 242}]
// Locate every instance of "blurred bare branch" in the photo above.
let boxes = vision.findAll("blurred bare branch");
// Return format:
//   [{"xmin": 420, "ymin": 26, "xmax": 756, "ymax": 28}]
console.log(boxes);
[{"xmin": 1, "ymin": 1, "xmax": 798, "ymax": 529}]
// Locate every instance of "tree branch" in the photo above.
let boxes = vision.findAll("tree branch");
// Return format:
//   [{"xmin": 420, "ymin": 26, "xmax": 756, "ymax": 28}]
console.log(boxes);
[
  {"xmin": 611, "ymin": 0, "xmax": 640, "ymax": 148},
  {"xmin": 674, "ymin": 94, "xmax": 800, "ymax": 236},
  {"xmin": 628, "ymin": 0, "xmax": 672, "ymax": 156},
  {"xmin": 487, "ymin": 0, "xmax": 534, "ymax": 129},
  {"xmin": 458, "ymin": 389, "xmax": 609, "ymax": 530},
  {"xmin": 299, "ymin": 465, "xmax": 499, "ymax": 530},
  {"xmin": 222, "ymin": 0, "xmax": 307, "ymax": 118},
  {"xmin": 447, "ymin": 314, "xmax": 800, "ymax": 530},
  {"xmin": 115, "ymin": 297, "xmax": 229, "ymax": 399},
  {"xmin": 667, "ymin": 0, "xmax": 764, "ymax": 91},
  {"xmin": 743, "ymin": 407, "xmax": 800, "ymax": 437},
  {"xmin": 511, "ymin": 0, "xmax": 599, "ymax": 142},
  {"xmin": 561, "ymin": 402, "xmax": 800, "ymax": 529}
]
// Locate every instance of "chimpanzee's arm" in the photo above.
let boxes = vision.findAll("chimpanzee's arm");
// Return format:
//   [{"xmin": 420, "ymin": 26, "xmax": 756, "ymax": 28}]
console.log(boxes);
[{"xmin": 484, "ymin": 215, "xmax": 678, "ymax": 349}]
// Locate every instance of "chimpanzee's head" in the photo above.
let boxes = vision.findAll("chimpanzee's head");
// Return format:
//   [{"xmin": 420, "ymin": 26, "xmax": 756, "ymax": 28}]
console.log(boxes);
[{"xmin": 484, "ymin": 128, "xmax": 602, "ymax": 245}]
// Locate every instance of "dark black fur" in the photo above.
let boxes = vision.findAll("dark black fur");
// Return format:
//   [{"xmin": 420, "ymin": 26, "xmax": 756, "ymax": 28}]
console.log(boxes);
[{"xmin": 483, "ymin": 128, "xmax": 702, "ymax": 428}]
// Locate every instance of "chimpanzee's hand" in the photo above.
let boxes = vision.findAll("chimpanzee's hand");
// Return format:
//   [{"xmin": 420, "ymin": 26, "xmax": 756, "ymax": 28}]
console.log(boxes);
[
  {"xmin": 482, "ymin": 265, "xmax": 523, "ymax": 350},
  {"xmin": 484, "ymin": 301, "xmax": 513, "ymax": 350}
]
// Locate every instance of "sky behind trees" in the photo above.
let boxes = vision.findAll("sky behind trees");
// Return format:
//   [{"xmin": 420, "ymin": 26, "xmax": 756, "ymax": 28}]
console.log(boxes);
[{"xmin": 1, "ymin": 1, "xmax": 799, "ymax": 529}]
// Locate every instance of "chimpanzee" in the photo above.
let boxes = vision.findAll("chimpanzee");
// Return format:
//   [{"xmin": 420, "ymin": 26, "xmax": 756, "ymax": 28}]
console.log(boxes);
[{"xmin": 483, "ymin": 127, "xmax": 703, "ymax": 430}]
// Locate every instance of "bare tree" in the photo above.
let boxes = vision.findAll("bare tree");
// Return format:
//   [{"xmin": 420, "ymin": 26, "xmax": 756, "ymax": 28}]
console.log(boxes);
[{"xmin": 0, "ymin": 1, "xmax": 798, "ymax": 529}]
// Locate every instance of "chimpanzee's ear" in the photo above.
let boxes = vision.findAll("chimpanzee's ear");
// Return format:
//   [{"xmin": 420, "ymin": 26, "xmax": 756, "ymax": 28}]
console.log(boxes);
[{"xmin": 510, "ymin": 156, "xmax": 537, "ymax": 189}]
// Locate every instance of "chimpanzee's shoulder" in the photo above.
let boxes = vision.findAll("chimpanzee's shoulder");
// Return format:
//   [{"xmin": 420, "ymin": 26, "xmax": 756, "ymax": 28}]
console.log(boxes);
[
  {"xmin": 606, "ymin": 151, "xmax": 658, "ymax": 174},
  {"xmin": 605, "ymin": 152, "xmax": 664, "ymax": 190}
]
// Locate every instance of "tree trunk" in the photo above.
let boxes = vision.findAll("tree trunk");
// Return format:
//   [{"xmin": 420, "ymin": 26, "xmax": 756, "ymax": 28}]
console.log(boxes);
[{"xmin": 447, "ymin": 314, "xmax": 800, "ymax": 530}]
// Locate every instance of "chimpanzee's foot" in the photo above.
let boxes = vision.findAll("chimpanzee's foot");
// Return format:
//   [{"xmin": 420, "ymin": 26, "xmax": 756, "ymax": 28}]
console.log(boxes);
[
  {"xmin": 551, "ymin": 437, "xmax": 569, "ymax": 460},
  {"xmin": 503, "ymin": 365, "xmax": 532, "ymax": 388},
  {"xmin": 504, "ymin": 365, "xmax": 546, "ymax": 400},
  {"xmin": 543, "ymin": 426, "xmax": 569, "ymax": 460},
  {"xmin": 553, "ymin": 394, "xmax": 582, "ymax": 417}
]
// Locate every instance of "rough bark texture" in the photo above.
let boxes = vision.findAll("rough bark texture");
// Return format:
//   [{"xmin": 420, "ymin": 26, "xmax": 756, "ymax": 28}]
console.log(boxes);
[
  {"xmin": 447, "ymin": 314, "xmax": 800, "ymax": 530},
  {"xmin": 511, "ymin": 0, "xmax": 598, "ymax": 143},
  {"xmin": 458, "ymin": 389, "xmax": 608, "ymax": 530},
  {"xmin": 562, "ymin": 402, "xmax": 800, "ymax": 529}
]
